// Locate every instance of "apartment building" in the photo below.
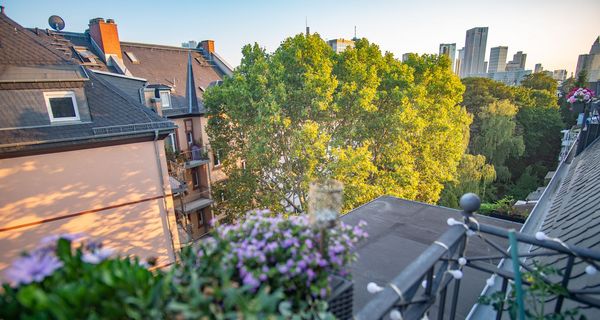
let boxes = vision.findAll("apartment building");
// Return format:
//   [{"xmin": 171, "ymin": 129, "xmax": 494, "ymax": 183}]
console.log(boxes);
[
  {"xmin": 0, "ymin": 11, "xmax": 181, "ymax": 276},
  {"xmin": 29, "ymin": 17, "xmax": 233, "ymax": 242}
]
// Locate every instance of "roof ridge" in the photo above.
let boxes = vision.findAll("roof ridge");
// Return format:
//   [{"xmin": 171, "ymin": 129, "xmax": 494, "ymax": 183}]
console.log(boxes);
[{"xmin": 0, "ymin": 13, "xmax": 74, "ymax": 65}]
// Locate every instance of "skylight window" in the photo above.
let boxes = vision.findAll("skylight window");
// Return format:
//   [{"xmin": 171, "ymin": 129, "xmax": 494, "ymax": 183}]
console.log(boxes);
[
  {"xmin": 125, "ymin": 51, "xmax": 140, "ymax": 64},
  {"xmin": 74, "ymin": 47, "xmax": 96, "ymax": 64},
  {"xmin": 44, "ymin": 91, "xmax": 80, "ymax": 122}
]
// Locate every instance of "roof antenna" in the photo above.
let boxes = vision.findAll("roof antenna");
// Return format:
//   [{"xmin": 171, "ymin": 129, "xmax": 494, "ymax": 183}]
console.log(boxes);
[
  {"xmin": 353, "ymin": 26, "xmax": 358, "ymax": 41},
  {"xmin": 305, "ymin": 16, "xmax": 310, "ymax": 36}
]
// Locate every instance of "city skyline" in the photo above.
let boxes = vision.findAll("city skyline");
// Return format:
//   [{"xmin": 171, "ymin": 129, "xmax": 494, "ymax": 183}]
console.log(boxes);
[{"xmin": 3, "ymin": 0, "xmax": 600, "ymax": 75}]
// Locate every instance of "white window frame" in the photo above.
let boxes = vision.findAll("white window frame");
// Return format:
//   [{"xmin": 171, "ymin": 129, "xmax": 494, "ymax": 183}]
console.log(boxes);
[
  {"xmin": 44, "ymin": 91, "xmax": 80, "ymax": 122},
  {"xmin": 166, "ymin": 133, "xmax": 177, "ymax": 152},
  {"xmin": 159, "ymin": 90, "xmax": 172, "ymax": 109}
]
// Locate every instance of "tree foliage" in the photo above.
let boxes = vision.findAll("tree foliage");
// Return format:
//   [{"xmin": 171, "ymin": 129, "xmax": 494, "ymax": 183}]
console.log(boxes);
[
  {"xmin": 205, "ymin": 34, "xmax": 470, "ymax": 218},
  {"xmin": 438, "ymin": 154, "xmax": 496, "ymax": 208},
  {"xmin": 454, "ymin": 75, "xmax": 564, "ymax": 204},
  {"xmin": 520, "ymin": 72, "xmax": 558, "ymax": 93},
  {"xmin": 470, "ymin": 99, "xmax": 524, "ymax": 180}
]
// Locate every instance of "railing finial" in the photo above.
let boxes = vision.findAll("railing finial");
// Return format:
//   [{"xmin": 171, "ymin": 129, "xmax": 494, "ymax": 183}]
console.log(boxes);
[{"xmin": 459, "ymin": 193, "xmax": 480, "ymax": 222}]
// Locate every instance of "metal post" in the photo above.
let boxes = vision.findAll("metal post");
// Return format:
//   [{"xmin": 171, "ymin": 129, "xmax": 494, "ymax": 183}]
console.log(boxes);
[{"xmin": 508, "ymin": 230, "xmax": 526, "ymax": 320}]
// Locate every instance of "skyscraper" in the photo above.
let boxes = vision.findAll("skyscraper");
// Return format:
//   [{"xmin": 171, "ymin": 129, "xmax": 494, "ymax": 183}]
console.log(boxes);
[
  {"xmin": 575, "ymin": 36, "xmax": 600, "ymax": 82},
  {"xmin": 455, "ymin": 47, "xmax": 464, "ymax": 76},
  {"xmin": 439, "ymin": 43, "xmax": 456, "ymax": 71},
  {"xmin": 506, "ymin": 51, "xmax": 527, "ymax": 71},
  {"xmin": 534, "ymin": 63, "xmax": 543, "ymax": 73},
  {"xmin": 488, "ymin": 46, "xmax": 508, "ymax": 73},
  {"xmin": 461, "ymin": 27, "xmax": 488, "ymax": 78}
]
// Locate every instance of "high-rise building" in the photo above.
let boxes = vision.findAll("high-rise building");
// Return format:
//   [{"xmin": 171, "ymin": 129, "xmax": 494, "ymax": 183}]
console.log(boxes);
[
  {"xmin": 455, "ymin": 47, "xmax": 464, "ymax": 76},
  {"xmin": 402, "ymin": 53, "xmax": 414, "ymax": 62},
  {"xmin": 327, "ymin": 38, "xmax": 355, "ymax": 53},
  {"xmin": 506, "ymin": 51, "xmax": 527, "ymax": 71},
  {"xmin": 461, "ymin": 27, "xmax": 488, "ymax": 77},
  {"xmin": 181, "ymin": 40, "xmax": 198, "ymax": 49},
  {"xmin": 439, "ymin": 43, "xmax": 456, "ymax": 71},
  {"xmin": 553, "ymin": 69, "xmax": 568, "ymax": 82},
  {"xmin": 534, "ymin": 63, "xmax": 543, "ymax": 73},
  {"xmin": 575, "ymin": 36, "xmax": 600, "ymax": 82},
  {"xmin": 488, "ymin": 46, "xmax": 508, "ymax": 73}
]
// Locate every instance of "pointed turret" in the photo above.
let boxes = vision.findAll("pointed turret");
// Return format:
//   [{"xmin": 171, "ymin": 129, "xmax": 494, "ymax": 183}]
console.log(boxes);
[{"xmin": 186, "ymin": 52, "xmax": 199, "ymax": 113}]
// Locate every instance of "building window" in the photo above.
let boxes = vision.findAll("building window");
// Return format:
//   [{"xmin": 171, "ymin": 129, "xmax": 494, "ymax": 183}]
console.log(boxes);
[
  {"xmin": 191, "ymin": 168, "xmax": 200, "ymax": 189},
  {"xmin": 184, "ymin": 119, "xmax": 194, "ymax": 147},
  {"xmin": 213, "ymin": 149, "xmax": 221, "ymax": 166},
  {"xmin": 196, "ymin": 209, "xmax": 204, "ymax": 226},
  {"xmin": 165, "ymin": 133, "xmax": 178, "ymax": 153},
  {"xmin": 159, "ymin": 91, "xmax": 171, "ymax": 109},
  {"xmin": 44, "ymin": 91, "xmax": 80, "ymax": 122}
]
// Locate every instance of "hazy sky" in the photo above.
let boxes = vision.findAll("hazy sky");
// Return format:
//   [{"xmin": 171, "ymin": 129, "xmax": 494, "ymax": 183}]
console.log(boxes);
[{"xmin": 4, "ymin": 0, "xmax": 600, "ymax": 75}]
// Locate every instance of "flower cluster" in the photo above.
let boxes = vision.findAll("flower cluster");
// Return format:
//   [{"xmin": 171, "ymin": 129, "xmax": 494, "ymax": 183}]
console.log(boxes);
[
  {"xmin": 206, "ymin": 209, "xmax": 368, "ymax": 308},
  {"xmin": 4, "ymin": 234, "xmax": 114, "ymax": 286},
  {"xmin": 566, "ymin": 87, "xmax": 595, "ymax": 104}
]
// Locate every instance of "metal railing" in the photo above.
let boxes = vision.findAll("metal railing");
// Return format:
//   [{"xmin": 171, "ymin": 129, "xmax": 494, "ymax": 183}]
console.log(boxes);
[
  {"xmin": 162, "ymin": 106, "xmax": 203, "ymax": 117},
  {"xmin": 355, "ymin": 194, "xmax": 600, "ymax": 320},
  {"xmin": 92, "ymin": 121, "xmax": 174, "ymax": 135}
]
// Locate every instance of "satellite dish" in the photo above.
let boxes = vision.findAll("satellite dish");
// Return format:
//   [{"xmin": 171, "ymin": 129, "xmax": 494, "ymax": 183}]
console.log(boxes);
[{"xmin": 48, "ymin": 15, "xmax": 65, "ymax": 31}]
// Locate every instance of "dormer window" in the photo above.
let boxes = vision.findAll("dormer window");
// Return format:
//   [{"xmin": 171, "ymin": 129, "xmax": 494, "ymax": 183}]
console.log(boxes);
[
  {"xmin": 44, "ymin": 91, "xmax": 80, "ymax": 122},
  {"xmin": 159, "ymin": 90, "xmax": 172, "ymax": 109}
]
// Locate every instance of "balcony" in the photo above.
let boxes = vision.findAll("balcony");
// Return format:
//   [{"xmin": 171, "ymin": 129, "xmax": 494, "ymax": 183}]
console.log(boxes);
[{"xmin": 174, "ymin": 188, "xmax": 213, "ymax": 214}]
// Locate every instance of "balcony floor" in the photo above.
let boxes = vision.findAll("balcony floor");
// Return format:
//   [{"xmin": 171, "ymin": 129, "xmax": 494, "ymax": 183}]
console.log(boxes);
[{"xmin": 176, "ymin": 197, "xmax": 213, "ymax": 213}]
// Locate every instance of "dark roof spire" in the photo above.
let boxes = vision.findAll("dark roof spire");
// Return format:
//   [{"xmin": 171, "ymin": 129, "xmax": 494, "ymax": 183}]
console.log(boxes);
[{"xmin": 186, "ymin": 52, "xmax": 198, "ymax": 113}]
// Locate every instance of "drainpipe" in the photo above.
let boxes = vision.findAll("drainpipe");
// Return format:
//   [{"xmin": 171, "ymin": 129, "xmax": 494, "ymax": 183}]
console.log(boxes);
[{"xmin": 153, "ymin": 130, "xmax": 177, "ymax": 262}]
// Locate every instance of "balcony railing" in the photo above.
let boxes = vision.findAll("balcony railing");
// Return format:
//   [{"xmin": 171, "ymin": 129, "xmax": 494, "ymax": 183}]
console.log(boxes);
[
  {"xmin": 174, "ymin": 188, "xmax": 212, "ymax": 214},
  {"xmin": 168, "ymin": 146, "xmax": 209, "ymax": 169},
  {"xmin": 355, "ymin": 194, "xmax": 600, "ymax": 320}
]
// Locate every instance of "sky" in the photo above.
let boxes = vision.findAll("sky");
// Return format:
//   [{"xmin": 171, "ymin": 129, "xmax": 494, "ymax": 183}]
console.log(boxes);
[{"xmin": 3, "ymin": 0, "xmax": 600, "ymax": 75}]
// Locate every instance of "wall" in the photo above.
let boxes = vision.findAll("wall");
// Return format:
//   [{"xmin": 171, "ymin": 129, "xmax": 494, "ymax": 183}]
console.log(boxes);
[{"xmin": 0, "ymin": 140, "xmax": 179, "ymax": 279}]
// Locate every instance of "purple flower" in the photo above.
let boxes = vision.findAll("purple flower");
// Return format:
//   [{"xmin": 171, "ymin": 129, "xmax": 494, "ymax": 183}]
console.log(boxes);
[
  {"xmin": 306, "ymin": 268, "xmax": 316, "ymax": 280},
  {"xmin": 5, "ymin": 250, "xmax": 63, "ymax": 286},
  {"xmin": 320, "ymin": 288, "xmax": 328, "ymax": 298},
  {"xmin": 277, "ymin": 264, "xmax": 289, "ymax": 274},
  {"xmin": 305, "ymin": 238, "xmax": 313, "ymax": 249},
  {"xmin": 82, "ymin": 247, "xmax": 114, "ymax": 264},
  {"xmin": 243, "ymin": 273, "xmax": 260, "ymax": 288}
]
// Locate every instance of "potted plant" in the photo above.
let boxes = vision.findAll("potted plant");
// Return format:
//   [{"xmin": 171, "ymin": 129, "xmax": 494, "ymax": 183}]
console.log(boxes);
[{"xmin": 566, "ymin": 87, "xmax": 595, "ymax": 113}]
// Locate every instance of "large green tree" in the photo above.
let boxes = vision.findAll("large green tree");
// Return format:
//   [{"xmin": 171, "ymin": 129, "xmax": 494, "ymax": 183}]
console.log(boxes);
[
  {"xmin": 471, "ymin": 99, "xmax": 525, "ymax": 181},
  {"xmin": 454, "ymin": 75, "xmax": 563, "ymax": 204},
  {"xmin": 205, "ymin": 35, "xmax": 471, "ymax": 219}
]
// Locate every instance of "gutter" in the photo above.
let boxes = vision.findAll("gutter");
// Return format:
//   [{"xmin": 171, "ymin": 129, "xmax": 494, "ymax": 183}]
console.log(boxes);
[
  {"xmin": 152, "ymin": 130, "xmax": 178, "ymax": 263},
  {"xmin": 0, "ymin": 126, "xmax": 175, "ymax": 149}
]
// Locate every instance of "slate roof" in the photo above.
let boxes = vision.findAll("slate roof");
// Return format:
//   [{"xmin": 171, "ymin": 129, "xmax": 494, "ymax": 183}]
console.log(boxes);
[
  {"xmin": 28, "ymin": 28, "xmax": 226, "ymax": 116},
  {"xmin": 526, "ymin": 138, "xmax": 600, "ymax": 316},
  {"xmin": 0, "ymin": 12, "xmax": 175, "ymax": 156},
  {"xmin": 0, "ymin": 70, "xmax": 175, "ymax": 155},
  {"xmin": 0, "ymin": 14, "xmax": 70, "ymax": 66},
  {"xmin": 341, "ymin": 196, "xmax": 521, "ymax": 318}
]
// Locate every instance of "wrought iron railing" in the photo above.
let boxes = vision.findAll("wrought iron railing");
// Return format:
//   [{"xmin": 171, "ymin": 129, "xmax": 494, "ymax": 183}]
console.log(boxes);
[{"xmin": 355, "ymin": 194, "xmax": 600, "ymax": 320}]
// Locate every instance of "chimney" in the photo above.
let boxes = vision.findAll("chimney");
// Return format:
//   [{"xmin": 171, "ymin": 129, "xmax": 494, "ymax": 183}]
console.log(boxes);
[
  {"xmin": 88, "ymin": 18, "xmax": 123, "ymax": 61},
  {"xmin": 1, "ymin": 6, "xmax": 5, "ymax": 14},
  {"xmin": 200, "ymin": 40, "xmax": 215, "ymax": 54}
]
